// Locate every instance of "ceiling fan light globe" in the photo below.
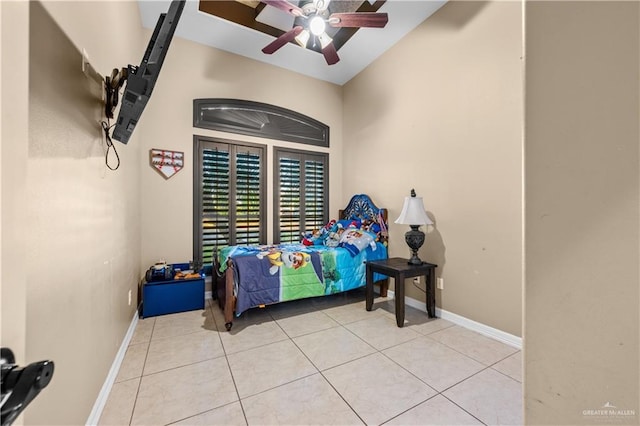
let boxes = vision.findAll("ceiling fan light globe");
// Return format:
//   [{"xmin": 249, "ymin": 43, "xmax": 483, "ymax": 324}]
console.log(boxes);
[{"xmin": 309, "ymin": 16, "xmax": 326, "ymax": 36}]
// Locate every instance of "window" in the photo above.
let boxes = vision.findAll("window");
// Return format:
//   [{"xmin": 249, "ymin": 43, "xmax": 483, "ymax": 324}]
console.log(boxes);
[
  {"xmin": 274, "ymin": 148, "xmax": 329, "ymax": 243},
  {"xmin": 193, "ymin": 136, "xmax": 266, "ymax": 272}
]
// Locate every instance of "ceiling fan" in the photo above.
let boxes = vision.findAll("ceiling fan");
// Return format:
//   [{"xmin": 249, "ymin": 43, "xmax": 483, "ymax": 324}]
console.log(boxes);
[{"xmin": 260, "ymin": 0, "xmax": 388, "ymax": 65}]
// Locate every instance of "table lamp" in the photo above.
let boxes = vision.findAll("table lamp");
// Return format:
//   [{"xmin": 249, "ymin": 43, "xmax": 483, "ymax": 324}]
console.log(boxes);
[{"xmin": 395, "ymin": 189, "xmax": 433, "ymax": 265}]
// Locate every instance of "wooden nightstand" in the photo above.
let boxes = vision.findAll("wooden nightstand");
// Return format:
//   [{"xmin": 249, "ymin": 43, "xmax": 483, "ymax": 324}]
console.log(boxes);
[{"xmin": 365, "ymin": 257, "xmax": 437, "ymax": 327}]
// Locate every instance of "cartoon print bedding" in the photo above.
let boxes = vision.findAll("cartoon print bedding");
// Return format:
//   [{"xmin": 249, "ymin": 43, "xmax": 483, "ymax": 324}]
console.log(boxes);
[{"xmin": 217, "ymin": 241, "xmax": 388, "ymax": 317}]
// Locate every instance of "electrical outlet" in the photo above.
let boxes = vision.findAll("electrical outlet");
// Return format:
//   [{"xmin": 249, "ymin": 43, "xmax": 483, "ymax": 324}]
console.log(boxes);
[
  {"xmin": 413, "ymin": 277, "xmax": 421, "ymax": 285},
  {"xmin": 128, "ymin": 289, "xmax": 132, "ymax": 306},
  {"xmin": 436, "ymin": 278, "xmax": 444, "ymax": 290}
]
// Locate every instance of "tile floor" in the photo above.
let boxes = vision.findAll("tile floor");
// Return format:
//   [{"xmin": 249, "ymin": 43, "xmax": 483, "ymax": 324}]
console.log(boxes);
[{"xmin": 99, "ymin": 289, "xmax": 522, "ymax": 425}]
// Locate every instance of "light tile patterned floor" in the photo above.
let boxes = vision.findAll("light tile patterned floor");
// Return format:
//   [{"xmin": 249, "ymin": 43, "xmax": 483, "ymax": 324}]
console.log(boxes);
[{"xmin": 99, "ymin": 289, "xmax": 522, "ymax": 425}]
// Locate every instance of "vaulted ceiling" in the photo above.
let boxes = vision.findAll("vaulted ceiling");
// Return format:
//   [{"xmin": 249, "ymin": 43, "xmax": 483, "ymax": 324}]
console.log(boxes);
[{"xmin": 138, "ymin": 0, "xmax": 447, "ymax": 85}]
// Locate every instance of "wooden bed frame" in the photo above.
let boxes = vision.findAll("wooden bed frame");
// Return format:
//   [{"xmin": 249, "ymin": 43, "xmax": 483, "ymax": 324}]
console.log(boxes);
[{"xmin": 212, "ymin": 194, "xmax": 389, "ymax": 331}]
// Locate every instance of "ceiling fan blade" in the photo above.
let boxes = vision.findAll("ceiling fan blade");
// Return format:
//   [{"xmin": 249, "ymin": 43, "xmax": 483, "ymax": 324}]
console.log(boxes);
[
  {"xmin": 328, "ymin": 12, "xmax": 389, "ymax": 28},
  {"xmin": 321, "ymin": 42, "xmax": 340, "ymax": 65},
  {"xmin": 262, "ymin": 0, "xmax": 305, "ymax": 17},
  {"xmin": 262, "ymin": 26, "xmax": 304, "ymax": 54}
]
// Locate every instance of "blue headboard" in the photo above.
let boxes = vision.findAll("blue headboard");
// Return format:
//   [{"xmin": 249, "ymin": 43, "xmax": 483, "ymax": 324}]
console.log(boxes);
[{"xmin": 339, "ymin": 194, "xmax": 388, "ymax": 244}]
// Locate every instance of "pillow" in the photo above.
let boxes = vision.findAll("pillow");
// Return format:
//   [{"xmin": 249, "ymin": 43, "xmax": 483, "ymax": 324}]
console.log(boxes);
[{"xmin": 338, "ymin": 228, "xmax": 377, "ymax": 257}]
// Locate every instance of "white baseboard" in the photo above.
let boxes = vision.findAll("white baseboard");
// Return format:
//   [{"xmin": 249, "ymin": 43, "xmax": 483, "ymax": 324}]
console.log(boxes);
[
  {"xmin": 386, "ymin": 289, "xmax": 522, "ymax": 350},
  {"xmin": 86, "ymin": 310, "xmax": 139, "ymax": 426},
  {"xmin": 88, "ymin": 293, "xmax": 213, "ymax": 424}
]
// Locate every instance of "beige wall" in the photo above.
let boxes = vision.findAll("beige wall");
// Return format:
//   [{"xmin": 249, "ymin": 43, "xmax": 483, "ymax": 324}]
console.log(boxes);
[
  {"xmin": 1, "ymin": 1, "xmax": 144, "ymax": 424},
  {"xmin": 344, "ymin": 1, "xmax": 523, "ymax": 337},
  {"xmin": 525, "ymin": 1, "xmax": 639, "ymax": 424},
  {"xmin": 10, "ymin": 1, "xmax": 639, "ymax": 425},
  {"xmin": 1, "ymin": 0, "xmax": 30, "ymax": 372},
  {"xmin": 138, "ymin": 35, "xmax": 344, "ymax": 272}
]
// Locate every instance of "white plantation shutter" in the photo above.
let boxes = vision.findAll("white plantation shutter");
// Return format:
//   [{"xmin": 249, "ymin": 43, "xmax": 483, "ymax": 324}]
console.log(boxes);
[{"xmin": 275, "ymin": 149, "xmax": 328, "ymax": 243}]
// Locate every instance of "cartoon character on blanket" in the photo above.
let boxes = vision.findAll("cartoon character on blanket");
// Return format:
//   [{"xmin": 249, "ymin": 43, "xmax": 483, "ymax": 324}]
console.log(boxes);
[{"xmin": 257, "ymin": 248, "xmax": 311, "ymax": 275}]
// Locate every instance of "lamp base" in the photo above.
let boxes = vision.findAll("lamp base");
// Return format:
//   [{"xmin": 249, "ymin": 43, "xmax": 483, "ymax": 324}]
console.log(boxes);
[{"xmin": 405, "ymin": 226, "xmax": 425, "ymax": 266}]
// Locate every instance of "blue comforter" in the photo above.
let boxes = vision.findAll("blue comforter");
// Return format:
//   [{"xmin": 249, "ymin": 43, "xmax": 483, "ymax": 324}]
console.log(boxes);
[{"xmin": 218, "ymin": 242, "xmax": 387, "ymax": 316}]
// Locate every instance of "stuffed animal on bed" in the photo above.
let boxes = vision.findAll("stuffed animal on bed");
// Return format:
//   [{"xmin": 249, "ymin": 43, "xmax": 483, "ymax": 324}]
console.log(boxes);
[
  {"xmin": 301, "ymin": 231, "xmax": 315, "ymax": 246},
  {"xmin": 362, "ymin": 219, "xmax": 382, "ymax": 235},
  {"xmin": 338, "ymin": 227, "xmax": 377, "ymax": 256},
  {"xmin": 302, "ymin": 219, "xmax": 340, "ymax": 246},
  {"xmin": 324, "ymin": 223, "xmax": 345, "ymax": 247}
]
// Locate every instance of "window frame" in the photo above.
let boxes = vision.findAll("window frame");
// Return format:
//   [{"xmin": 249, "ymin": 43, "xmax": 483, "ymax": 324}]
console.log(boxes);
[
  {"xmin": 193, "ymin": 135, "xmax": 267, "ymax": 273},
  {"xmin": 273, "ymin": 147, "xmax": 329, "ymax": 244},
  {"xmin": 193, "ymin": 99, "xmax": 330, "ymax": 147}
]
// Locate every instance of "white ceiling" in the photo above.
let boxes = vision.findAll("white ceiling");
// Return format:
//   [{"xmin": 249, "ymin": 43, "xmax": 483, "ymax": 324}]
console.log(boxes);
[{"xmin": 138, "ymin": 0, "xmax": 447, "ymax": 85}]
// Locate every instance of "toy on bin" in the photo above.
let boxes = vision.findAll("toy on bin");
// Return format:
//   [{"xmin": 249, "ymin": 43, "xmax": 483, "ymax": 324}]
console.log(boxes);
[{"xmin": 145, "ymin": 261, "xmax": 174, "ymax": 282}]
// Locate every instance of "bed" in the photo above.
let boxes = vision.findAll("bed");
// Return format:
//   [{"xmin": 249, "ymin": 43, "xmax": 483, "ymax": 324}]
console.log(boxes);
[{"xmin": 213, "ymin": 194, "xmax": 390, "ymax": 331}]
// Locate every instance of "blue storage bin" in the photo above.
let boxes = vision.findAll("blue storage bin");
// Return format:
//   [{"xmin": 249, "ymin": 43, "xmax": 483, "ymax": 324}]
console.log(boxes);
[{"xmin": 141, "ymin": 263, "xmax": 205, "ymax": 318}]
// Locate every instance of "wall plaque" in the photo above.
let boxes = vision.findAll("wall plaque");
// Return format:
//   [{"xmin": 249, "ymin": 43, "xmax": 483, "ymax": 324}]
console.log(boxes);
[{"xmin": 150, "ymin": 149, "xmax": 184, "ymax": 179}]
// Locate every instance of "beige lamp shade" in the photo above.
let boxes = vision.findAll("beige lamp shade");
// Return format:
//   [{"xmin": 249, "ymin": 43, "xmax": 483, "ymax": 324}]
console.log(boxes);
[{"xmin": 395, "ymin": 196, "xmax": 433, "ymax": 226}]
